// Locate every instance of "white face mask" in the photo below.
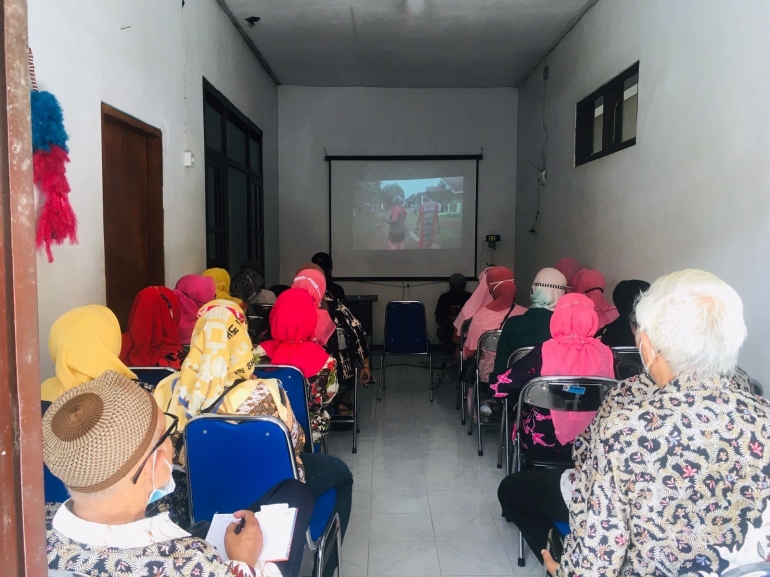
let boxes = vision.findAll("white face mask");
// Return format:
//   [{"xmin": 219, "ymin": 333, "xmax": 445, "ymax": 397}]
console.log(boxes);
[
  {"xmin": 147, "ymin": 451, "xmax": 175, "ymax": 505},
  {"xmin": 639, "ymin": 338, "xmax": 656, "ymax": 374}
]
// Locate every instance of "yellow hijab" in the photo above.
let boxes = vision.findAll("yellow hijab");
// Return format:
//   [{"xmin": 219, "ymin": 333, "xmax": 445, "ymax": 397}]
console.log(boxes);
[
  {"xmin": 201, "ymin": 268, "xmax": 244, "ymax": 308},
  {"xmin": 154, "ymin": 300, "xmax": 258, "ymax": 429},
  {"xmin": 41, "ymin": 305, "xmax": 137, "ymax": 402}
]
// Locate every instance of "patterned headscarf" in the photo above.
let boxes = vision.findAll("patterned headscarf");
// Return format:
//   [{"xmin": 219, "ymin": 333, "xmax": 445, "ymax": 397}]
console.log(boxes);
[{"xmin": 154, "ymin": 300, "xmax": 257, "ymax": 430}]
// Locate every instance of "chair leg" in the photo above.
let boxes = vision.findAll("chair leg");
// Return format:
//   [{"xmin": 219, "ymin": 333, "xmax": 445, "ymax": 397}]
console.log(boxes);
[
  {"xmin": 504, "ymin": 399, "xmax": 511, "ymax": 475},
  {"xmin": 461, "ymin": 380, "xmax": 467, "ymax": 426},
  {"xmin": 497, "ymin": 414, "xmax": 505, "ymax": 469},
  {"xmin": 429, "ymin": 353, "xmax": 434, "ymax": 402},
  {"xmin": 518, "ymin": 529, "xmax": 526, "ymax": 567},
  {"xmin": 476, "ymin": 373, "xmax": 483, "ymax": 456},
  {"xmin": 352, "ymin": 375, "xmax": 358, "ymax": 454},
  {"xmin": 336, "ymin": 514, "xmax": 343, "ymax": 577},
  {"xmin": 467, "ymin": 384, "xmax": 474, "ymax": 435},
  {"xmin": 378, "ymin": 353, "xmax": 384, "ymax": 401}
]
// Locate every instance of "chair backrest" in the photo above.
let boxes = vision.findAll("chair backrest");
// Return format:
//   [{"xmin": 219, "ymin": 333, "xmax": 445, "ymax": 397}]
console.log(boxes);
[
  {"xmin": 185, "ymin": 414, "xmax": 297, "ymax": 523},
  {"xmin": 459, "ymin": 318, "xmax": 472, "ymax": 348},
  {"xmin": 518, "ymin": 376, "xmax": 618, "ymax": 414},
  {"xmin": 41, "ymin": 400, "xmax": 70, "ymax": 503},
  {"xmin": 383, "ymin": 301, "xmax": 428, "ymax": 354},
  {"xmin": 507, "ymin": 346, "xmax": 535, "ymax": 368},
  {"xmin": 129, "ymin": 367, "xmax": 177, "ymax": 388},
  {"xmin": 750, "ymin": 378, "xmax": 764, "ymax": 397},
  {"xmin": 253, "ymin": 364, "xmax": 313, "ymax": 452},
  {"xmin": 476, "ymin": 329, "xmax": 501, "ymax": 383},
  {"xmin": 610, "ymin": 346, "xmax": 644, "ymax": 380}
]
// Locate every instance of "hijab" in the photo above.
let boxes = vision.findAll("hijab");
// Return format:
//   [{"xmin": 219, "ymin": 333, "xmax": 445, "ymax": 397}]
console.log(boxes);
[
  {"xmin": 485, "ymin": 266, "xmax": 518, "ymax": 312},
  {"xmin": 530, "ymin": 268, "xmax": 567, "ymax": 311},
  {"xmin": 260, "ymin": 289, "xmax": 330, "ymax": 378},
  {"xmin": 465, "ymin": 267, "xmax": 527, "ymax": 355},
  {"xmin": 453, "ymin": 268, "xmax": 493, "ymax": 332},
  {"xmin": 153, "ymin": 300, "xmax": 258, "ymax": 429},
  {"xmin": 292, "ymin": 267, "xmax": 337, "ymax": 345},
  {"xmin": 174, "ymin": 275, "xmax": 216, "ymax": 345},
  {"xmin": 555, "ymin": 257, "xmax": 584, "ymax": 291},
  {"xmin": 120, "ymin": 287, "xmax": 185, "ymax": 369},
  {"xmin": 601, "ymin": 279, "xmax": 650, "ymax": 347},
  {"xmin": 202, "ymin": 268, "xmax": 244, "ymax": 308},
  {"xmin": 41, "ymin": 305, "xmax": 136, "ymax": 402},
  {"xmin": 541, "ymin": 293, "xmax": 615, "ymax": 444},
  {"xmin": 573, "ymin": 269, "xmax": 620, "ymax": 330}
]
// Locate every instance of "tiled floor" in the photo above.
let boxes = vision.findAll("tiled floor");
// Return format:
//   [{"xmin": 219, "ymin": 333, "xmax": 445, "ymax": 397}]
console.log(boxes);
[{"xmin": 326, "ymin": 356, "xmax": 541, "ymax": 577}]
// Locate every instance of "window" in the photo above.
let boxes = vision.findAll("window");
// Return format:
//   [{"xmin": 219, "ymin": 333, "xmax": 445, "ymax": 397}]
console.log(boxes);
[
  {"xmin": 575, "ymin": 62, "xmax": 639, "ymax": 166},
  {"xmin": 203, "ymin": 79, "xmax": 264, "ymax": 271}
]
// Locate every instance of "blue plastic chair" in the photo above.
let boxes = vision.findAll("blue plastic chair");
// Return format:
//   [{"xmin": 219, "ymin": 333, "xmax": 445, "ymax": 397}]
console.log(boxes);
[
  {"xmin": 129, "ymin": 367, "xmax": 177, "ymax": 390},
  {"xmin": 254, "ymin": 364, "xmax": 319, "ymax": 453},
  {"xmin": 41, "ymin": 400, "xmax": 70, "ymax": 504},
  {"xmin": 380, "ymin": 300, "xmax": 433, "ymax": 401},
  {"xmin": 185, "ymin": 415, "xmax": 342, "ymax": 577}
]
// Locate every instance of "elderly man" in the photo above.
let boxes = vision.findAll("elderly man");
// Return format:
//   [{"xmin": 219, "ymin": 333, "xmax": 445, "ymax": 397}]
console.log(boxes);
[
  {"xmin": 544, "ymin": 269, "xmax": 770, "ymax": 576},
  {"xmin": 43, "ymin": 371, "xmax": 292, "ymax": 577}
]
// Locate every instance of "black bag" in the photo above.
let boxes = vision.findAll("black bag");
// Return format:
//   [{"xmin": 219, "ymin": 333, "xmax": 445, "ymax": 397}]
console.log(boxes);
[{"xmin": 389, "ymin": 219, "xmax": 407, "ymax": 243}]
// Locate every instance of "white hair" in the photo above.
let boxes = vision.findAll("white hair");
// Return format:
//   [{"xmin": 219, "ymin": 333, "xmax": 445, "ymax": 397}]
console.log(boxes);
[{"xmin": 635, "ymin": 269, "xmax": 746, "ymax": 378}]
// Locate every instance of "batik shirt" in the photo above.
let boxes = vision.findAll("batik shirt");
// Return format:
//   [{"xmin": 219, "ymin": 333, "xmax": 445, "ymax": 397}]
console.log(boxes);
[
  {"xmin": 47, "ymin": 501, "xmax": 279, "ymax": 577},
  {"xmin": 324, "ymin": 294, "xmax": 371, "ymax": 385},
  {"xmin": 558, "ymin": 373, "xmax": 770, "ymax": 577}
]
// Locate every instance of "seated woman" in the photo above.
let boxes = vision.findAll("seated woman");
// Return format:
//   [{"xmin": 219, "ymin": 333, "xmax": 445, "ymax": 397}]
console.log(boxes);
[
  {"xmin": 600, "ymin": 279, "xmax": 650, "ymax": 346},
  {"xmin": 41, "ymin": 305, "xmax": 140, "ymax": 403},
  {"xmin": 544, "ymin": 270, "xmax": 770, "ymax": 576},
  {"xmin": 553, "ymin": 256, "xmax": 584, "ymax": 292},
  {"xmin": 120, "ymin": 286, "xmax": 187, "ymax": 370},
  {"xmin": 44, "ymin": 371, "xmax": 296, "ymax": 577},
  {"xmin": 490, "ymin": 268, "xmax": 567, "ymax": 385},
  {"xmin": 174, "ymin": 274, "xmax": 216, "ymax": 346},
  {"xmin": 231, "ymin": 259, "xmax": 277, "ymax": 306},
  {"xmin": 572, "ymin": 268, "xmax": 619, "ymax": 333},
  {"xmin": 311, "ymin": 252, "xmax": 346, "ymax": 302},
  {"xmin": 154, "ymin": 299, "xmax": 349, "ymax": 577},
  {"xmin": 202, "ymin": 267, "xmax": 245, "ymax": 310}
]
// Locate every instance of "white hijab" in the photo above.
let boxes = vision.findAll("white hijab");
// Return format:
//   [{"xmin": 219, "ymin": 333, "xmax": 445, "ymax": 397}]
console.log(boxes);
[{"xmin": 530, "ymin": 268, "xmax": 567, "ymax": 311}]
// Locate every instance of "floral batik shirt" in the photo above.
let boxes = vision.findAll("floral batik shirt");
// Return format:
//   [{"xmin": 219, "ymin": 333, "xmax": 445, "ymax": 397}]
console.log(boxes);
[
  {"xmin": 558, "ymin": 373, "xmax": 770, "ymax": 577},
  {"xmin": 324, "ymin": 294, "xmax": 371, "ymax": 386},
  {"xmin": 253, "ymin": 345, "xmax": 339, "ymax": 442},
  {"xmin": 47, "ymin": 500, "xmax": 279, "ymax": 577}
]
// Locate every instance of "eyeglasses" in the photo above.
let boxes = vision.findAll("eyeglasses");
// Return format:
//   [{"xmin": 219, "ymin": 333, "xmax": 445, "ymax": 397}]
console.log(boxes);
[{"xmin": 131, "ymin": 412, "xmax": 179, "ymax": 484}]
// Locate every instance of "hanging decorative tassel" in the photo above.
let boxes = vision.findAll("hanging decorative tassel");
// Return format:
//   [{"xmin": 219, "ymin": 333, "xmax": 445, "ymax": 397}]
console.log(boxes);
[{"xmin": 29, "ymin": 48, "xmax": 78, "ymax": 262}]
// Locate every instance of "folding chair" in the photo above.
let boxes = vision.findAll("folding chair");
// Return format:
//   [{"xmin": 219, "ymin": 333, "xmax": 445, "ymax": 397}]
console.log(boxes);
[
  {"xmin": 458, "ymin": 318, "xmax": 472, "ymax": 425},
  {"xmin": 750, "ymin": 378, "xmax": 764, "ymax": 397},
  {"xmin": 41, "ymin": 400, "xmax": 69, "ymax": 504},
  {"xmin": 254, "ymin": 364, "xmax": 319, "ymax": 453},
  {"xmin": 610, "ymin": 346, "xmax": 644, "ymax": 380},
  {"xmin": 514, "ymin": 375, "xmax": 617, "ymax": 567},
  {"xmin": 496, "ymin": 346, "xmax": 534, "ymax": 472},
  {"xmin": 329, "ymin": 327, "xmax": 360, "ymax": 453},
  {"xmin": 380, "ymin": 301, "xmax": 433, "ymax": 401},
  {"xmin": 129, "ymin": 367, "xmax": 177, "ymax": 390},
  {"xmin": 468, "ymin": 329, "xmax": 501, "ymax": 456},
  {"xmin": 185, "ymin": 414, "xmax": 342, "ymax": 577}
]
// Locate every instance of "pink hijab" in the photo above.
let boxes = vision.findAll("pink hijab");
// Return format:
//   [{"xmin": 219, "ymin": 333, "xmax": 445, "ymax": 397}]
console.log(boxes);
[
  {"xmin": 572, "ymin": 269, "xmax": 620, "ymax": 330},
  {"xmin": 174, "ymin": 275, "xmax": 216, "ymax": 345},
  {"xmin": 555, "ymin": 257, "xmax": 584, "ymax": 291},
  {"xmin": 453, "ymin": 268, "xmax": 493, "ymax": 332},
  {"xmin": 292, "ymin": 268, "xmax": 337, "ymax": 345},
  {"xmin": 541, "ymin": 293, "xmax": 615, "ymax": 444}
]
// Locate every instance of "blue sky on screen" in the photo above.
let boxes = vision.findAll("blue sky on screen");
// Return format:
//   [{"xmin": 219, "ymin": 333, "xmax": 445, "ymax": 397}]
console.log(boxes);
[{"xmin": 379, "ymin": 178, "xmax": 442, "ymax": 199}]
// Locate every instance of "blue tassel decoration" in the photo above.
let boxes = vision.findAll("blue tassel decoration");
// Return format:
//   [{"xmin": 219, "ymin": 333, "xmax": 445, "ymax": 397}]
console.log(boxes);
[{"xmin": 31, "ymin": 90, "xmax": 69, "ymax": 152}]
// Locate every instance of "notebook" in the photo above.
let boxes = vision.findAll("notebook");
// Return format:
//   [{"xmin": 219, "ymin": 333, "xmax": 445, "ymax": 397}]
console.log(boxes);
[{"xmin": 205, "ymin": 504, "xmax": 298, "ymax": 563}]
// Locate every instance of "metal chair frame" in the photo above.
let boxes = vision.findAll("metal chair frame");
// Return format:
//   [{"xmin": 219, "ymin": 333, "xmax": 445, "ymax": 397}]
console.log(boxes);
[
  {"xmin": 610, "ymin": 346, "xmax": 644, "ymax": 380},
  {"xmin": 185, "ymin": 414, "xmax": 342, "ymax": 577},
  {"xmin": 468, "ymin": 329, "xmax": 502, "ymax": 456},
  {"xmin": 513, "ymin": 375, "xmax": 618, "ymax": 567},
  {"xmin": 329, "ymin": 327, "xmax": 361, "ymax": 453},
  {"xmin": 458, "ymin": 318, "xmax": 472, "ymax": 425},
  {"xmin": 496, "ymin": 346, "xmax": 534, "ymax": 471},
  {"xmin": 128, "ymin": 366, "xmax": 176, "ymax": 388},
  {"xmin": 379, "ymin": 300, "xmax": 433, "ymax": 402}
]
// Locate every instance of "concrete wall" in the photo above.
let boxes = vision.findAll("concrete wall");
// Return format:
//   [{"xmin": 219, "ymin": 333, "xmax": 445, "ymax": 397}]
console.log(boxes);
[
  {"xmin": 515, "ymin": 0, "xmax": 770, "ymax": 383},
  {"xmin": 277, "ymin": 86, "xmax": 518, "ymax": 343},
  {"xmin": 30, "ymin": 0, "xmax": 278, "ymax": 378}
]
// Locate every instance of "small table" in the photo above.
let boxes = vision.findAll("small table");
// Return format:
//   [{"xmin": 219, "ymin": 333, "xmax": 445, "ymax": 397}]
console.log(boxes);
[{"xmin": 345, "ymin": 294, "xmax": 378, "ymax": 339}]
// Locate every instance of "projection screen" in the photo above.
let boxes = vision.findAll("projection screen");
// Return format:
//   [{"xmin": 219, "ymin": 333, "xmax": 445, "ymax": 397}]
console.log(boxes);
[{"xmin": 328, "ymin": 156, "xmax": 480, "ymax": 279}]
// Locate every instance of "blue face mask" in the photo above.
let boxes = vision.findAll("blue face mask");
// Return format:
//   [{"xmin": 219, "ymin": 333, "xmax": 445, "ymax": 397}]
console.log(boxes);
[{"xmin": 147, "ymin": 451, "xmax": 176, "ymax": 505}]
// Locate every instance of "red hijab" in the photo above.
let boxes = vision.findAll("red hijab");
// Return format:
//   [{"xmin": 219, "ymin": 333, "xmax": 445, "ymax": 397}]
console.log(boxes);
[
  {"xmin": 260, "ymin": 289, "xmax": 330, "ymax": 378},
  {"xmin": 120, "ymin": 286, "xmax": 185, "ymax": 368},
  {"xmin": 555, "ymin": 257, "xmax": 583, "ymax": 290},
  {"xmin": 484, "ymin": 266, "xmax": 517, "ymax": 312},
  {"xmin": 292, "ymin": 268, "xmax": 337, "ymax": 345},
  {"xmin": 572, "ymin": 269, "xmax": 620, "ymax": 329}
]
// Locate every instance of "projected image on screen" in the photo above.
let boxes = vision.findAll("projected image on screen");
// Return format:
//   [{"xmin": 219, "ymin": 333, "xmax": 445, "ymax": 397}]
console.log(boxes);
[{"xmin": 353, "ymin": 177, "xmax": 463, "ymax": 251}]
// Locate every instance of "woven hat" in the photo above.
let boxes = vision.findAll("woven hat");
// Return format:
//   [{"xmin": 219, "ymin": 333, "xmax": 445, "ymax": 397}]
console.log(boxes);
[{"xmin": 42, "ymin": 370, "xmax": 159, "ymax": 493}]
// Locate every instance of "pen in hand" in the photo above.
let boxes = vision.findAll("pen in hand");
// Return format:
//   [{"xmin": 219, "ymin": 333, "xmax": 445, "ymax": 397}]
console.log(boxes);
[{"xmin": 234, "ymin": 516, "xmax": 246, "ymax": 535}]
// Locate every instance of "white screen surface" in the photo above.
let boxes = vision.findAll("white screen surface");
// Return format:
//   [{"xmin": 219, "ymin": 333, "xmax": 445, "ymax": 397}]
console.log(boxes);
[{"xmin": 330, "ymin": 159, "xmax": 478, "ymax": 279}]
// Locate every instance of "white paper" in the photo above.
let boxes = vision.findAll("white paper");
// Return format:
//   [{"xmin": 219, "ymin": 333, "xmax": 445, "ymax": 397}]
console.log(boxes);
[{"xmin": 206, "ymin": 505, "xmax": 298, "ymax": 563}]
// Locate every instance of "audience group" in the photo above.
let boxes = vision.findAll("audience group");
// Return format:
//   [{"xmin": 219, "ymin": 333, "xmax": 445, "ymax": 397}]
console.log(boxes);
[{"xmin": 40, "ymin": 248, "xmax": 770, "ymax": 576}]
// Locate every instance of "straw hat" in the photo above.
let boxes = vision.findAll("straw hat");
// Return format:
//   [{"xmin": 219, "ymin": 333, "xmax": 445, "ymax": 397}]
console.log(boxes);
[{"xmin": 42, "ymin": 370, "xmax": 159, "ymax": 493}]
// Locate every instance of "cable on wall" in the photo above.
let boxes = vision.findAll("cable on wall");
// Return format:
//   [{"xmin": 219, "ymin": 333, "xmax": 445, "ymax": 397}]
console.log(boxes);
[{"xmin": 529, "ymin": 63, "xmax": 549, "ymax": 235}]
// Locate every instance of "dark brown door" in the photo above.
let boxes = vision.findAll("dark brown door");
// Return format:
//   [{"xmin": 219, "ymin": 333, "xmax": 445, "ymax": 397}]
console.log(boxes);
[{"xmin": 101, "ymin": 104, "xmax": 164, "ymax": 329}]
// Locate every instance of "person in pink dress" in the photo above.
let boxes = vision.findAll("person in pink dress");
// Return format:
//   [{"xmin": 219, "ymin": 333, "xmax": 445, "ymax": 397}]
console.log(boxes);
[{"xmin": 387, "ymin": 196, "xmax": 408, "ymax": 250}]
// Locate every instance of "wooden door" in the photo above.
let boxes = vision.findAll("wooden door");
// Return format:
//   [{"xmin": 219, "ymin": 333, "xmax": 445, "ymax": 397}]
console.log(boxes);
[{"xmin": 101, "ymin": 105, "xmax": 163, "ymax": 329}]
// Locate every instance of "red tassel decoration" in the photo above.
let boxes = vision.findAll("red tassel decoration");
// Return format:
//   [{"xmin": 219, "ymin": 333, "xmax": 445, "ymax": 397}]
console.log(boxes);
[{"xmin": 34, "ymin": 145, "xmax": 78, "ymax": 262}]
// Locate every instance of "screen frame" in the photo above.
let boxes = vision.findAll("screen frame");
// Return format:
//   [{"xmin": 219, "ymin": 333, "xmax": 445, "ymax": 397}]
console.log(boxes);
[{"xmin": 325, "ymin": 154, "xmax": 483, "ymax": 281}]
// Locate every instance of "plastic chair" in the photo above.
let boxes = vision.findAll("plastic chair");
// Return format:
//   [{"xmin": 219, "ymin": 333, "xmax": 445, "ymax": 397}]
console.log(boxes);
[
  {"xmin": 458, "ymin": 318, "xmax": 472, "ymax": 425},
  {"xmin": 254, "ymin": 365, "xmax": 317, "ymax": 453},
  {"xmin": 41, "ymin": 400, "xmax": 69, "ymax": 504},
  {"xmin": 468, "ymin": 329, "xmax": 501, "ymax": 456},
  {"xmin": 514, "ymin": 375, "xmax": 617, "ymax": 567},
  {"xmin": 129, "ymin": 367, "xmax": 177, "ymax": 390},
  {"xmin": 185, "ymin": 414, "xmax": 342, "ymax": 577},
  {"xmin": 496, "ymin": 346, "xmax": 534, "ymax": 472},
  {"xmin": 380, "ymin": 301, "xmax": 433, "ymax": 401},
  {"xmin": 329, "ymin": 327, "xmax": 361, "ymax": 453},
  {"xmin": 610, "ymin": 346, "xmax": 644, "ymax": 380}
]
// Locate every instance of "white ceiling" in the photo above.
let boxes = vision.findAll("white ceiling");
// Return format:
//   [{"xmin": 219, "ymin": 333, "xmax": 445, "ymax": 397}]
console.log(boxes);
[{"xmin": 221, "ymin": 0, "xmax": 596, "ymax": 88}]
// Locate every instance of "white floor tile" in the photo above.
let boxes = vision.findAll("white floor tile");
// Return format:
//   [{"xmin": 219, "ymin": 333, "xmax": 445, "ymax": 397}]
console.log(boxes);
[
  {"xmin": 432, "ymin": 513, "xmax": 501, "ymax": 542},
  {"xmin": 346, "ymin": 514, "xmax": 372, "ymax": 542},
  {"xmin": 423, "ymin": 468, "xmax": 480, "ymax": 491},
  {"xmin": 341, "ymin": 539, "xmax": 370, "ymax": 575},
  {"xmin": 371, "ymin": 490, "xmax": 431, "ymax": 514},
  {"xmin": 427, "ymin": 491, "xmax": 491, "ymax": 514},
  {"xmin": 369, "ymin": 514, "xmax": 435, "ymax": 542},
  {"xmin": 372, "ymin": 470, "xmax": 426, "ymax": 491},
  {"xmin": 368, "ymin": 541, "xmax": 441, "ymax": 575},
  {"xmin": 436, "ymin": 541, "xmax": 513, "ymax": 575},
  {"xmin": 352, "ymin": 490, "xmax": 372, "ymax": 514}
]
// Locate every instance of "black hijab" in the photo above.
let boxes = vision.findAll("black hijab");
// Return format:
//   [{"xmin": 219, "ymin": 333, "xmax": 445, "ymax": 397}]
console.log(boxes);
[{"xmin": 601, "ymin": 279, "xmax": 650, "ymax": 347}]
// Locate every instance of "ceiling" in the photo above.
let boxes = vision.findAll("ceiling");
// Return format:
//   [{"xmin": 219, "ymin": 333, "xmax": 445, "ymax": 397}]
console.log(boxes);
[{"xmin": 220, "ymin": 0, "xmax": 596, "ymax": 88}]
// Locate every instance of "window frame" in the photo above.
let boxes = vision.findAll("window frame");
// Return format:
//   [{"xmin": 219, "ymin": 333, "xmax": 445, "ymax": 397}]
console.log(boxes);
[
  {"xmin": 575, "ymin": 62, "xmax": 639, "ymax": 166},
  {"xmin": 203, "ymin": 78, "xmax": 264, "ymax": 271}
]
